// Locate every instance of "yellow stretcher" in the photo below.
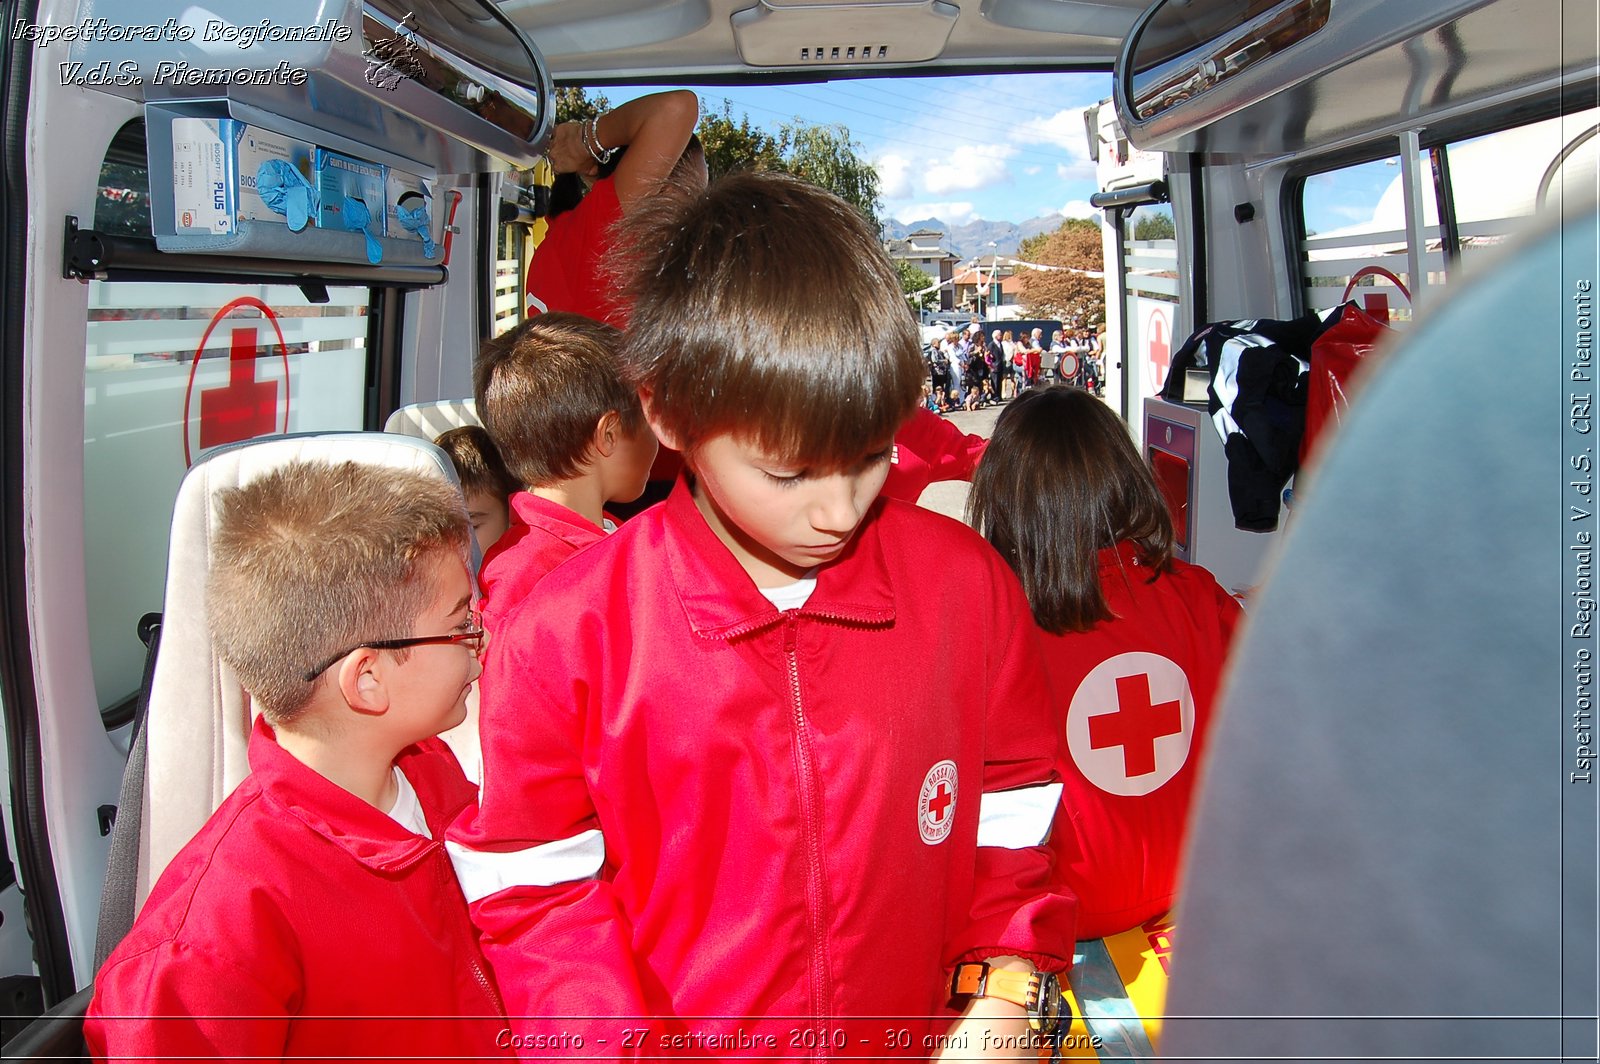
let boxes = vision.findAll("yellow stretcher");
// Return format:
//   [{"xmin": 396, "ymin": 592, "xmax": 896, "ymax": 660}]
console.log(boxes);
[{"xmin": 1058, "ymin": 912, "xmax": 1173, "ymax": 1060}]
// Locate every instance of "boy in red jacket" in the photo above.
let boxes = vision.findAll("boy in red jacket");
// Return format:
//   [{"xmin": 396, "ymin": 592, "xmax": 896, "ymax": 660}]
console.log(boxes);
[
  {"xmin": 473, "ymin": 312, "xmax": 659, "ymax": 632},
  {"xmin": 86, "ymin": 461, "xmax": 504, "ymax": 1061},
  {"xmin": 449, "ymin": 173, "xmax": 1074, "ymax": 1058}
]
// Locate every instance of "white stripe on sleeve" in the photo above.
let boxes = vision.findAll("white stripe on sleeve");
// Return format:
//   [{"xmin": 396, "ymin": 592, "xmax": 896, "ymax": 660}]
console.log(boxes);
[
  {"xmin": 976, "ymin": 783, "xmax": 1063, "ymax": 849},
  {"xmin": 446, "ymin": 829, "xmax": 605, "ymax": 904}
]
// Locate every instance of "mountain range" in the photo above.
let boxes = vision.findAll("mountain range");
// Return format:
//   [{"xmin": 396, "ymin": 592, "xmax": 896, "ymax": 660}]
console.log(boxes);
[{"xmin": 883, "ymin": 213, "xmax": 1070, "ymax": 259}]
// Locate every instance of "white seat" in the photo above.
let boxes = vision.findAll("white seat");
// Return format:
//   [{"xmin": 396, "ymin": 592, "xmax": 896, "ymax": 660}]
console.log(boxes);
[
  {"xmin": 133, "ymin": 432, "xmax": 468, "ymax": 913},
  {"xmin": 383, "ymin": 399, "xmax": 481, "ymax": 441}
]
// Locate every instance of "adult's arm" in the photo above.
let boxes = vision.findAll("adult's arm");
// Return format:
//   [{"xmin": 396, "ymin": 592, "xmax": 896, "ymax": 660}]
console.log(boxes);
[{"xmin": 546, "ymin": 90, "xmax": 700, "ymax": 211}]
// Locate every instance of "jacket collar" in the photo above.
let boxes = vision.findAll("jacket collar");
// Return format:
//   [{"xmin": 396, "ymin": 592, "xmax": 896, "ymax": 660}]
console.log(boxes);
[
  {"xmin": 509, "ymin": 491, "xmax": 606, "ymax": 546},
  {"xmin": 660, "ymin": 476, "xmax": 896, "ymax": 640},
  {"xmin": 248, "ymin": 717, "xmax": 444, "ymax": 873}
]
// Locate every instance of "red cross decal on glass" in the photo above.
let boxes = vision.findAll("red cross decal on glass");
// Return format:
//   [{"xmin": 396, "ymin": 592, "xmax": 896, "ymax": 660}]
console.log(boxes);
[
  {"xmin": 199, "ymin": 326, "xmax": 280, "ymax": 449},
  {"xmin": 927, "ymin": 781, "xmax": 954, "ymax": 823},
  {"xmin": 182, "ymin": 297, "xmax": 291, "ymax": 466},
  {"xmin": 1088, "ymin": 673, "xmax": 1182, "ymax": 778},
  {"xmin": 1147, "ymin": 309, "xmax": 1171, "ymax": 390}
]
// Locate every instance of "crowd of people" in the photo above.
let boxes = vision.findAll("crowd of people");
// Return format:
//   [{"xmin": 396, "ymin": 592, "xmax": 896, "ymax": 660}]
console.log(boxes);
[
  {"xmin": 84, "ymin": 89, "xmax": 1238, "ymax": 1063},
  {"xmin": 924, "ymin": 323, "xmax": 1104, "ymax": 414}
]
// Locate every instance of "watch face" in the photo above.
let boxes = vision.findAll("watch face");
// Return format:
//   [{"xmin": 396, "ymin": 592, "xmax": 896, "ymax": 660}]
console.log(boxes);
[{"xmin": 1032, "ymin": 972, "xmax": 1068, "ymax": 1036}]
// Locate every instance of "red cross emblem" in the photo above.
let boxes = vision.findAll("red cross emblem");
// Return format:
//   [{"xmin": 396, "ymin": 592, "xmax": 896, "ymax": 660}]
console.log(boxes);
[
  {"xmin": 1089, "ymin": 673, "xmax": 1183, "ymax": 778},
  {"xmin": 1146, "ymin": 306, "xmax": 1171, "ymax": 393},
  {"xmin": 1067, "ymin": 652, "xmax": 1194, "ymax": 797},
  {"xmin": 182, "ymin": 297, "xmax": 291, "ymax": 465},
  {"xmin": 918, "ymin": 760, "xmax": 958, "ymax": 844}
]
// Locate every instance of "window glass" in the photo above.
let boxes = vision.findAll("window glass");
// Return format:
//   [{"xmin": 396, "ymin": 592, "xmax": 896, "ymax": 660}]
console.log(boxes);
[
  {"xmin": 84, "ymin": 281, "xmax": 371, "ymax": 711},
  {"xmin": 1447, "ymin": 107, "xmax": 1600, "ymax": 271},
  {"xmin": 1299, "ymin": 154, "xmax": 1414, "ymax": 321},
  {"xmin": 1124, "ymin": 203, "xmax": 1180, "ymax": 397},
  {"xmin": 494, "ymin": 218, "xmax": 525, "ymax": 337}
]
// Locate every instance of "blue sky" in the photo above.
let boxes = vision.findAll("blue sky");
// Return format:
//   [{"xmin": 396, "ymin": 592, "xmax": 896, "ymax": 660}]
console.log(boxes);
[{"xmin": 604, "ymin": 72, "xmax": 1114, "ymax": 227}]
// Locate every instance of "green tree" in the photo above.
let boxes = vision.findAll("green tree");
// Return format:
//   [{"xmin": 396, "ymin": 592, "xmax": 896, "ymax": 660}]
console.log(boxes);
[
  {"xmin": 894, "ymin": 258, "xmax": 938, "ymax": 312},
  {"xmin": 553, "ymin": 86, "xmax": 609, "ymax": 124},
  {"xmin": 777, "ymin": 122, "xmax": 883, "ymax": 231},
  {"xmin": 1133, "ymin": 211, "xmax": 1176, "ymax": 241},
  {"xmin": 696, "ymin": 100, "xmax": 785, "ymax": 180}
]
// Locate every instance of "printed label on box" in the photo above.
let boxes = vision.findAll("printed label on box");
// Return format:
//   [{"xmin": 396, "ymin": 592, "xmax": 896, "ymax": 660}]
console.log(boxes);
[
  {"xmin": 170, "ymin": 117, "xmax": 234, "ymax": 235},
  {"xmin": 315, "ymin": 149, "xmax": 388, "ymax": 236}
]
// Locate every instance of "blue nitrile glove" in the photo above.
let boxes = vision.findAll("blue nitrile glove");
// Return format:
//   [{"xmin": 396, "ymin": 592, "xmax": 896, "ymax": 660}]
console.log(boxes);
[
  {"xmin": 340, "ymin": 196, "xmax": 383, "ymax": 264},
  {"xmin": 255, "ymin": 160, "xmax": 316, "ymax": 232},
  {"xmin": 395, "ymin": 197, "xmax": 437, "ymax": 258}
]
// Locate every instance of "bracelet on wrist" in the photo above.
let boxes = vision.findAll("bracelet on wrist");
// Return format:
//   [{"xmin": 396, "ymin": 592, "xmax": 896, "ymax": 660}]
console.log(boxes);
[{"xmin": 584, "ymin": 114, "xmax": 617, "ymax": 165}]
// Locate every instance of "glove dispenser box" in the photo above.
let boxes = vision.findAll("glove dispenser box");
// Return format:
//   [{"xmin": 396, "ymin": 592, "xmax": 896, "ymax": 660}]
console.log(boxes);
[{"xmin": 147, "ymin": 100, "xmax": 439, "ymax": 265}]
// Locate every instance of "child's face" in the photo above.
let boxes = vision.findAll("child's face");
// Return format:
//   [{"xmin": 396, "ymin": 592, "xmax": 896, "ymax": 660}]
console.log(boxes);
[
  {"xmin": 688, "ymin": 432, "xmax": 892, "ymax": 588},
  {"xmin": 465, "ymin": 492, "xmax": 511, "ymax": 552},
  {"xmin": 389, "ymin": 549, "xmax": 482, "ymax": 741}
]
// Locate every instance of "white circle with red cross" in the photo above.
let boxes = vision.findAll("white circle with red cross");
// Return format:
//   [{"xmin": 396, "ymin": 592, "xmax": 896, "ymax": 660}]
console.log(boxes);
[
  {"xmin": 917, "ymin": 759, "xmax": 959, "ymax": 845},
  {"xmin": 1066, "ymin": 652, "xmax": 1195, "ymax": 797}
]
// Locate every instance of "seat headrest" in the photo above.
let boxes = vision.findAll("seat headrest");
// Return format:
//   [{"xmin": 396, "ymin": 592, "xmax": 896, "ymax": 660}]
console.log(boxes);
[
  {"xmin": 383, "ymin": 399, "xmax": 482, "ymax": 441},
  {"xmin": 136, "ymin": 432, "xmax": 462, "ymax": 909}
]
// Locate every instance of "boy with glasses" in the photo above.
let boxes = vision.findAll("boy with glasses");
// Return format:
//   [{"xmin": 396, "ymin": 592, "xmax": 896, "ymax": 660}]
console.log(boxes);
[{"xmin": 86, "ymin": 460, "xmax": 504, "ymax": 1060}]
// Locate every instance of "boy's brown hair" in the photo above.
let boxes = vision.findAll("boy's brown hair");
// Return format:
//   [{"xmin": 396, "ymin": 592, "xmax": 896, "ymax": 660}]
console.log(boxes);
[
  {"xmin": 434, "ymin": 425, "xmax": 517, "ymax": 502},
  {"xmin": 474, "ymin": 313, "xmax": 643, "ymax": 487},
  {"xmin": 207, "ymin": 460, "xmax": 470, "ymax": 725},
  {"xmin": 619, "ymin": 171, "xmax": 924, "ymax": 468},
  {"xmin": 968, "ymin": 386, "xmax": 1175, "ymax": 635}
]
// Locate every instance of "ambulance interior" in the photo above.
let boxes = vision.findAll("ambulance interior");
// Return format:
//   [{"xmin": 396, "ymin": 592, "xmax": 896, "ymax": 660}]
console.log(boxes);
[{"xmin": 2, "ymin": 0, "xmax": 1597, "ymax": 1057}]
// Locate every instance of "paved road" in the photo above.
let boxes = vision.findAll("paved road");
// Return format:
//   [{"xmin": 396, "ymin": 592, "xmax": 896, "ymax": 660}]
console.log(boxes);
[{"xmin": 912, "ymin": 403, "xmax": 1004, "ymax": 524}]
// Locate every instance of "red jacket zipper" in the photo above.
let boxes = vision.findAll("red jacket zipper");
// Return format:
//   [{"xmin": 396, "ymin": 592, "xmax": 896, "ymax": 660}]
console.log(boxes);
[{"xmin": 785, "ymin": 612, "xmax": 835, "ymax": 1057}]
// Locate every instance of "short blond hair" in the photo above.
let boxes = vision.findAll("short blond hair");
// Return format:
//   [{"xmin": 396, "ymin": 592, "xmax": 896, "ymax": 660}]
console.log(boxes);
[{"xmin": 206, "ymin": 460, "xmax": 469, "ymax": 725}]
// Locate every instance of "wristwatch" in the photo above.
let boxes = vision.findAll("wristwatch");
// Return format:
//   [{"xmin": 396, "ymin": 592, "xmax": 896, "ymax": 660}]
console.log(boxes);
[{"xmin": 949, "ymin": 961, "xmax": 1069, "ymax": 1037}]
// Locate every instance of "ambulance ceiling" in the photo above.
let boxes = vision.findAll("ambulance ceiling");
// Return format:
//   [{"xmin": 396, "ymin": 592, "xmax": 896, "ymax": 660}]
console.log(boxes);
[{"xmin": 492, "ymin": 0, "xmax": 1151, "ymax": 83}]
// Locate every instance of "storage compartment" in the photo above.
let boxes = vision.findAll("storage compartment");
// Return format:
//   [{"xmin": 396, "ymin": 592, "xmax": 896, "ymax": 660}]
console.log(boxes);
[
  {"xmin": 67, "ymin": 0, "xmax": 552, "ymax": 173},
  {"xmin": 147, "ymin": 100, "xmax": 436, "ymax": 265}
]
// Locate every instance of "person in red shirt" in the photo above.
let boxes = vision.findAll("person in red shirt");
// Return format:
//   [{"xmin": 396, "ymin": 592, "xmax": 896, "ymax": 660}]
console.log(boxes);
[
  {"xmin": 473, "ymin": 313, "xmax": 658, "ymax": 633},
  {"xmin": 86, "ymin": 461, "xmax": 502, "ymax": 1060},
  {"xmin": 881, "ymin": 405, "xmax": 988, "ymax": 501},
  {"xmin": 526, "ymin": 89, "xmax": 704, "ymax": 325},
  {"xmin": 449, "ymin": 173, "xmax": 1074, "ymax": 1059},
  {"xmin": 968, "ymin": 386, "xmax": 1242, "ymax": 938}
]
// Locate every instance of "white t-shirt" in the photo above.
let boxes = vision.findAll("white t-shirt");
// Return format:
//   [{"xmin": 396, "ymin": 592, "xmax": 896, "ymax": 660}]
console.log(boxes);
[
  {"xmin": 385, "ymin": 766, "xmax": 431, "ymax": 837},
  {"xmin": 759, "ymin": 572, "xmax": 818, "ymax": 612}
]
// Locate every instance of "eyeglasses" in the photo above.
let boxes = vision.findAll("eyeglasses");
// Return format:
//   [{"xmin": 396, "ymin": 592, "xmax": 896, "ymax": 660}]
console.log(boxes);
[{"xmin": 303, "ymin": 611, "xmax": 486, "ymax": 682}]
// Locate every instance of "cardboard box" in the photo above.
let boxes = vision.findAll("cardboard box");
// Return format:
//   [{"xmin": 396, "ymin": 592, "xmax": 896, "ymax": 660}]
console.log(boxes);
[
  {"xmin": 169, "ymin": 117, "xmax": 235, "ymax": 235},
  {"xmin": 385, "ymin": 168, "xmax": 435, "ymax": 249},
  {"xmin": 168, "ymin": 117, "xmax": 316, "ymax": 235},
  {"xmin": 236, "ymin": 126, "xmax": 316, "ymax": 224},
  {"xmin": 315, "ymin": 148, "xmax": 388, "ymax": 236}
]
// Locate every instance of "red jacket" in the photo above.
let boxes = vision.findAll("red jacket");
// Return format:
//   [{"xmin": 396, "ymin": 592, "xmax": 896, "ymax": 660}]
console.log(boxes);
[
  {"xmin": 449, "ymin": 480, "xmax": 1073, "ymax": 1056},
  {"xmin": 880, "ymin": 406, "xmax": 988, "ymax": 502},
  {"xmin": 1045, "ymin": 544, "xmax": 1242, "ymax": 937},
  {"xmin": 524, "ymin": 176, "xmax": 625, "ymax": 327},
  {"xmin": 478, "ymin": 491, "xmax": 607, "ymax": 632},
  {"xmin": 86, "ymin": 718, "xmax": 503, "ymax": 1062}
]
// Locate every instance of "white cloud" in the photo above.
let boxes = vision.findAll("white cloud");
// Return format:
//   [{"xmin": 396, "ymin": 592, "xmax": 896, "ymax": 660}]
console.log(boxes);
[
  {"xmin": 1059, "ymin": 199, "xmax": 1098, "ymax": 220},
  {"xmin": 924, "ymin": 143, "xmax": 1019, "ymax": 195},
  {"xmin": 893, "ymin": 201, "xmax": 977, "ymax": 225},
  {"xmin": 875, "ymin": 153, "xmax": 914, "ymax": 201}
]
